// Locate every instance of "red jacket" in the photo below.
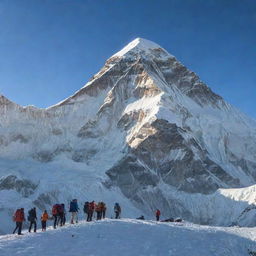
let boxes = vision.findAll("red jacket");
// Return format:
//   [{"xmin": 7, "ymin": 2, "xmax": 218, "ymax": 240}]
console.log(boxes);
[
  {"xmin": 14, "ymin": 209, "xmax": 25, "ymax": 222},
  {"xmin": 156, "ymin": 210, "xmax": 161, "ymax": 217}
]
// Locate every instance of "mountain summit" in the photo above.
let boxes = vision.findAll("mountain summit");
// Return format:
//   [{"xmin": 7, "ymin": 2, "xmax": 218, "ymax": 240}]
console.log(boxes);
[
  {"xmin": 113, "ymin": 37, "xmax": 167, "ymax": 57},
  {"xmin": 0, "ymin": 38, "xmax": 256, "ymax": 234}
]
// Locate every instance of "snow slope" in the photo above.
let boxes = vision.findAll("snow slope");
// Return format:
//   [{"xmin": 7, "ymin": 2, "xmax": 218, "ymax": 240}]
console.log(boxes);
[{"xmin": 1, "ymin": 219, "xmax": 256, "ymax": 256}]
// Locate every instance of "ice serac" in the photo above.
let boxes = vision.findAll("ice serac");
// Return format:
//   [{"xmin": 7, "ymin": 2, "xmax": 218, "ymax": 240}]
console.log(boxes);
[{"xmin": 1, "ymin": 38, "xmax": 256, "ymax": 234}]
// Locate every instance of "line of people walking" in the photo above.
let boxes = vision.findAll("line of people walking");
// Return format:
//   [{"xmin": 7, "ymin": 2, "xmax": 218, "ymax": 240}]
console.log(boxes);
[
  {"xmin": 12, "ymin": 206, "xmax": 180, "ymax": 235},
  {"xmin": 12, "ymin": 200, "xmax": 122, "ymax": 235}
]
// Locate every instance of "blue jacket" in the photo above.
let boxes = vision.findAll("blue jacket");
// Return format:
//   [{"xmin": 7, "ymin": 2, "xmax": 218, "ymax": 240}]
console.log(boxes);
[{"xmin": 69, "ymin": 201, "xmax": 79, "ymax": 212}]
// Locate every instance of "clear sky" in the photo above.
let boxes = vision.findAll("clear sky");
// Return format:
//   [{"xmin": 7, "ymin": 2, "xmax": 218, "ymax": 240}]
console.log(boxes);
[{"xmin": 0, "ymin": 0, "xmax": 255, "ymax": 119}]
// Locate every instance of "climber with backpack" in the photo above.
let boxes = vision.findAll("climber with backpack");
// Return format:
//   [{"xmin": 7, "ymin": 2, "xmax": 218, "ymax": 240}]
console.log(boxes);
[
  {"xmin": 114, "ymin": 203, "xmax": 121, "ymax": 219},
  {"xmin": 87, "ymin": 201, "xmax": 95, "ymax": 222},
  {"xmin": 41, "ymin": 210, "xmax": 49, "ymax": 231},
  {"xmin": 57, "ymin": 204, "xmax": 64, "ymax": 226},
  {"xmin": 83, "ymin": 201, "xmax": 89, "ymax": 221},
  {"xmin": 69, "ymin": 199, "xmax": 79, "ymax": 224},
  {"xmin": 52, "ymin": 204, "xmax": 59, "ymax": 229},
  {"xmin": 95, "ymin": 202, "xmax": 102, "ymax": 220},
  {"xmin": 12, "ymin": 208, "xmax": 25, "ymax": 235},
  {"xmin": 28, "ymin": 207, "xmax": 37, "ymax": 232},
  {"xmin": 155, "ymin": 209, "xmax": 161, "ymax": 221},
  {"xmin": 60, "ymin": 203, "xmax": 66, "ymax": 226}
]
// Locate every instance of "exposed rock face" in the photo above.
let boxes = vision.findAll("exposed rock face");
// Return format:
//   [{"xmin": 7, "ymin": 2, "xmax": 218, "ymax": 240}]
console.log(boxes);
[
  {"xmin": 0, "ymin": 175, "xmax": 37, "ymax": 197},
  {"xmin": 107, "ymin": 119, "xmax": 241, "ymax": 199},
  {"xmin": 0, "ymin": 38, "xmax": 256, "ymax": 230}
]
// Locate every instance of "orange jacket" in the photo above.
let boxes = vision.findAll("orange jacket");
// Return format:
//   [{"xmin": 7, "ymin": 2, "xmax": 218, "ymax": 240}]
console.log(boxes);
[
  {"xmin": 14, "ymin": 209, "xmax": 25, "ymax": 222},
  {"xmin": 41, "ymin": 212, "xmax": 49, "ymax": 221}
]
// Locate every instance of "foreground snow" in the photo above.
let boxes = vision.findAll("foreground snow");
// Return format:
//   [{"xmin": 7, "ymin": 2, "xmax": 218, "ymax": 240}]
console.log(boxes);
[{"xmin": 1, "ymin": 219, "xmax": 256, "ymax": 256}]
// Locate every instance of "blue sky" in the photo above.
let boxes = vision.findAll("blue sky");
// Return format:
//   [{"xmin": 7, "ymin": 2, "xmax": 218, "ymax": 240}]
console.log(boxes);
[{"xmin": 0, "ymin": 0, "xmax": 255, "ymax": 119}]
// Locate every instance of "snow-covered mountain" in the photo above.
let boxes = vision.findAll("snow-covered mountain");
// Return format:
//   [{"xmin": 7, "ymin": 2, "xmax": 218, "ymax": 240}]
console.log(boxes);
[{"xmin": 1, "ymin": 38, "xmax": 256, "ymax": 234}]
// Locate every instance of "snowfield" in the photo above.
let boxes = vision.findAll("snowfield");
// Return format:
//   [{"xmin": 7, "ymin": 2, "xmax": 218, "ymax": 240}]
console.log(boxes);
[{"xmin": 1, "ymin": 219, "xmax": 256, "ymax": 256}]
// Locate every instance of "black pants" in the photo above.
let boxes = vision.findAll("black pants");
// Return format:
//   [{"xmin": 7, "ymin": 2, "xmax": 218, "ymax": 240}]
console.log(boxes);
[
  {"xmin": 96, "ymin": 211, "xmax": 102, "ymax": 220},
  {"xmin": 87, "ymin": 211, "xmax": 93, "ymax": 221},
  {"xmin": 156, "ymin": 216, "xmax": 160, "ymax": 221},
  {"xmin": 13, "ymin": 222, "xmax": 22, "ymax": 235},
  {"xmin": 102, "ymin": 210, "xmax": 106, "ymax": 219},
  {"xmin": 115, "ymin": 211, "xmax": 120, "ymax": 219},
  {"xmin": 29, "ymin": 220, "xmax": 37, "ymax": 232},
  {"xmin": 59, "ymin": 213, "xmax": 64, "ymax": 226},
  {"xmin": 53, "ymin": 215, "xmax": 58, "ymax": 228},
  {"xmin": 41, "ymin": 221, "xmax": 47, "ymax": 231},
  {"xmin": 62, "ymin": 214, "xmax": 66, "ymax": 225}
]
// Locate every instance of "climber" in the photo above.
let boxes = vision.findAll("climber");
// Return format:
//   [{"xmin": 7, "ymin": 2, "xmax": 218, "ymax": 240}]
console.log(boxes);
[
  {"xmin": 28, "ymin": 207, "xmax": 37, "ymax": 232},
  {"xmin": 41, "ymin": 210, "xmax": 49, "ymax": 231},
  {"xmin": 95, "ymin": 203, "xmax": 102, "ymax": 220},
  {"xmin": 60, "ymin": 204, "xmax": 66, "ymax": 226},
  {"xmin": 52, "ymin": 204, "xmax": 59, "ymax": 229},
  {"xmin": 12, "ymin": 208, "xmax": 25, "ymax": 235},
  {"xmin": 114, "ymin": 203, "xmax": 121, "ymax": 219},
  {"xmin": 155, "ymin": 209, "xmax": 161, "ymax": 221},
  {"xmin": 83, "ymin": 201, "xmax": 89, "ymax": 221},
  {"xmin": 87, "ymin": 201, "xmax": 95, "ymax": 222},
  {"xmin": 69, "ymin": 199, "xmax": 79, "ymax": 224},
  {"xmin": 101, "ymin": 202, "xmax": 107, "ymax": 219}
]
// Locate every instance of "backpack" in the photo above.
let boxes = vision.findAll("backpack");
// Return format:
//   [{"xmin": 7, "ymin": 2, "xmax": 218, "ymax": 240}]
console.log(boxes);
[
  {"xmin": 52, "ymin": 204, "xmax": 59, "ymax": 215},
  {"xmin": 27, "ymin": 209, "xmax": 32, "ymax": 221},
  {"xmin": 83, "ymin": 202, "xmax": 89, "ymax": 213},
  {"xmin": 57, "ymin": 204, "xmax": 63, "ymax": 214}
]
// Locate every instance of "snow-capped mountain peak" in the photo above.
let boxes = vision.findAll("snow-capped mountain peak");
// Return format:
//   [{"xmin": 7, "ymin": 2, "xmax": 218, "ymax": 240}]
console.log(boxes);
[{"xmin": 112, "ymin": 37, "xmax": 173, "ymax": 59}]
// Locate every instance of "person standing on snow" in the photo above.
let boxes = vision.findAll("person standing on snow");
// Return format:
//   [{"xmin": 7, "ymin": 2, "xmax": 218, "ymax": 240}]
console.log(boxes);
[
  {"xmin": 83, "ymin": 201, "xmax": 89, "ymax": 221},
  {"xmin": 95, "ymin": 203, "xmax": 102, "ymax": 220},
  {"xmin": 52, "ymin": 204, "xmax": 60, "ymax": 229},
  {"xmin": 69, "ymin": 199, "xmax": 79, "ymax": 224},
  {"xmin": 155, "ymin": 209, "xmax": 161, "ymax": 221},
  {"xmin": 101, "ymin": 202, "xmax": 107, "ymax": 219},
  {"xmin": 87, "ymin": 201, "xmax": 95, "ymax": 222},
  {"xmin": 41, "ymin": 210, "xmax": 49, "ymax": 231},
  {"xmin": 114, "ymin": 203, "xmax": 121, "ymax": 219},
  {"xmin": 28, "ymin": 207, "xmax": 37, "ymax": 232},
  {"xmin": 13, "ymin": 208, "xmax": 25, "ymax": 235},
  {"xmin": 60, "ymin": 204, "xmax": 66, "ymax": 226}
]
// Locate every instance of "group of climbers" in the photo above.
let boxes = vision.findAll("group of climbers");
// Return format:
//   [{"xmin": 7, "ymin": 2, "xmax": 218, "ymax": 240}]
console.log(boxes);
[
  {"xmin": 12, "ymin": 201, "xmax": 174, "ymax": 235},
  {"xmin": 13, "ymin": 207, "xmax": 50, "ymax": 235},
  {"xmin": 12, "ymin": 200, "xmax": 118, "ymax": 235},
  {"xmin": 83, "ymin": 201, "xmax": 107, "ymax": 221}
]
